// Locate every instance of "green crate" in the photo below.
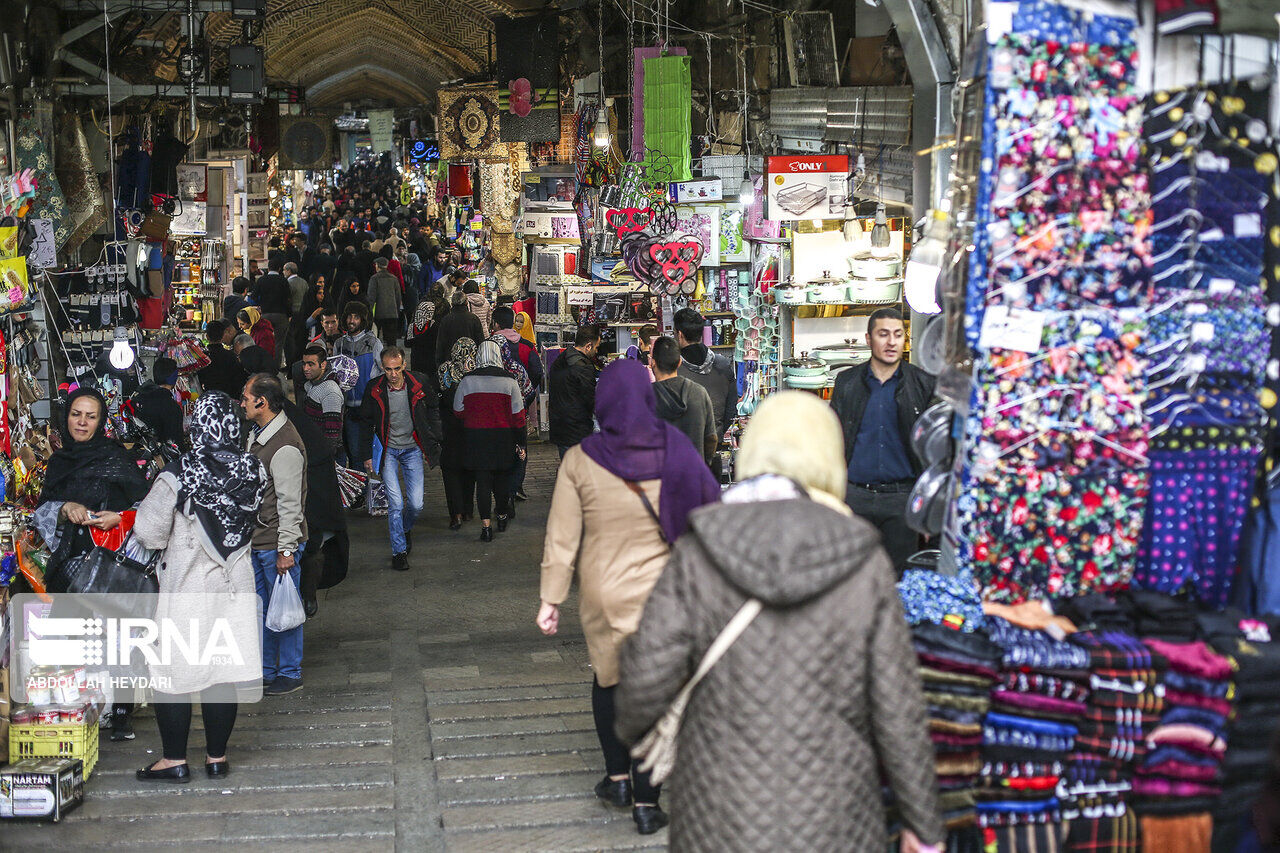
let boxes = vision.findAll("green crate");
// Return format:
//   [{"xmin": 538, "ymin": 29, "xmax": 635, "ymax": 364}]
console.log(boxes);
[{"xmin": 9, "ymin": 720, "xmax": 99, "ymax": 779}]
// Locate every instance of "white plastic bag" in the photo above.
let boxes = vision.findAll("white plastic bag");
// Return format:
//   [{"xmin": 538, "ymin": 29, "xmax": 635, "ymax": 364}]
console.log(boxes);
[{"xmin": 264, "ymin": 573, "xmax": 306, "ymax": 632}]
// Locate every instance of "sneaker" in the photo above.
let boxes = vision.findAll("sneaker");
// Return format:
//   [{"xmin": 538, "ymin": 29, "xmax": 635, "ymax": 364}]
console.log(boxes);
[
  {"xmin": 110, "ymin": 713, "xmax": 136, "ymax": 742},
  {"xmin": 391, "ymin": 552, "xmax": 410, "ymax": 572},
  {"xmin": 264, "ymin": 677, "xmax": 303, "ymax": 696},
  {"xmin": 515, "ymin": 490, "xmax": 529, "ymax": 501}
]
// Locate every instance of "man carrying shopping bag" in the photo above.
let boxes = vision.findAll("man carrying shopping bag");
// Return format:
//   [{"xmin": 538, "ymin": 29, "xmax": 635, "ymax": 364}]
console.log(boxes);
[{"xmin": 242, "ymin": 374, "xmax": 309, "ymax": 696}]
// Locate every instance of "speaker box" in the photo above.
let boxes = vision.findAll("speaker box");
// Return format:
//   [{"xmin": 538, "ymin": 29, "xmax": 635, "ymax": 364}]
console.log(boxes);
[{"xmin": 228, "ymin": 44, "xmax": 263, "ymax": 104}]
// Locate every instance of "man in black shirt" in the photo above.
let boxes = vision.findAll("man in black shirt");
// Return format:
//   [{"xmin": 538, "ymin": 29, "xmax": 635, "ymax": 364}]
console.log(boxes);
[
  {"xmin": 198, "ymin": 319, "xmax": 248, "ymax": 397},
  {"xmin": 252, "ymin": 258, "xmax": 292, "ymax": 367},
  {"xmin": 130, "ymin": 357, "xmax": 185, "ymax": 446}
]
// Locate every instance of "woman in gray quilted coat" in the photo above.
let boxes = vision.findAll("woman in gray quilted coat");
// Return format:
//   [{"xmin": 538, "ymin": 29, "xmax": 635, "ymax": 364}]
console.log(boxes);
[{"xmin": 616, "ymin": 392, "xmax": 944, "ymax": 852}]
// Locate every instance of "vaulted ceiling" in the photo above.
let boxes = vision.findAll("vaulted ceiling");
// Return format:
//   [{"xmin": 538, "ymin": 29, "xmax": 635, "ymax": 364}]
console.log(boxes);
[{"xmin": 202, "ymin": 0, "xmax": 544, "ymax": 107}]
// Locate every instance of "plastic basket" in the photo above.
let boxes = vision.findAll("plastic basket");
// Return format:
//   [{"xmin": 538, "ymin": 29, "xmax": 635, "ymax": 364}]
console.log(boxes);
[{"xmin": 10, "ymin": 721, "xmax": 99, "ymax": 779}]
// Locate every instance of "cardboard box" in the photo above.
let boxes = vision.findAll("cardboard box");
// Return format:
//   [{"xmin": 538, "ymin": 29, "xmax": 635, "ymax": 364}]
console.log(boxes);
[{"xmin": 0, "ymin": 758, "xmax": 84, "ymax": 821}]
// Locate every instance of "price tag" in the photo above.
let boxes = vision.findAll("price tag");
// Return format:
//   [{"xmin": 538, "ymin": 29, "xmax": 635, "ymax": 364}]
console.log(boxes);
[
  {"xmin": 1191, "ymin": 321, "xmax": 1215, "ymax": 342},
  {"xmin": 977, "ymin": 305, "xmax": 1045, "ymax": 354},
  {"xmin": 1195, "ymin": 151, "xmax": 1229, "ymax": 173},
  {"xmin": 1186, "ymin": 302, "xmax": 1209, "ymax": 315},
  {"xmin": 1234, "ymin": 213, "xmax": 1262, "ymax": 238},
  {"xmin": 1208, "ymin": 279, "xmax": 1235, "ymax": 295},
  {"xmin": 1185, "ymin": 353, "xmax": 1208, "ymax": 373}
]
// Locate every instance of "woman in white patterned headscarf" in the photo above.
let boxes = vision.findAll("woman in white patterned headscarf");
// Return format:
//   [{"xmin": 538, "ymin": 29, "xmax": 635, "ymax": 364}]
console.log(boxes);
[{"xmin": 131, "ymin": 391, "xmax": 268, "ymax": 784}]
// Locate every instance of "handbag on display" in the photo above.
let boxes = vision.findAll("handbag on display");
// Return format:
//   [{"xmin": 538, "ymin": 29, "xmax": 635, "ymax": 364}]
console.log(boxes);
[
  {"xmin": 630, "ymin": 599, "xmax": 762, "ymax": 784},
  {"xmin": 137, "ymin": 210, "xmax": 171, "ymax": 241}
]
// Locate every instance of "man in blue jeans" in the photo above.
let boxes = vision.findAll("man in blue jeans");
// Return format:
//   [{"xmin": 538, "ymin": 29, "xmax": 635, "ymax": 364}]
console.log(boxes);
[
  {"xmin": 360, "ymin": 346, "xmax": 442, "ymax": 571},
  {"xmin": 242, "ymin": 374, "xmax": 310, "ymax": 696}
]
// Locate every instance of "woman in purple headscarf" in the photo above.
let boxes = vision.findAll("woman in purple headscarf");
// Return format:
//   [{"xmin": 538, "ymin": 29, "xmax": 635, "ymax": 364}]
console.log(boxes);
[{"xmin": 536, "ymin": 358, "xmax": 719, "ymax": 836}]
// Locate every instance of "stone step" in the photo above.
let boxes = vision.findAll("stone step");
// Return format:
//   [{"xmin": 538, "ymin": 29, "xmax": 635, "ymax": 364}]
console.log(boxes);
[
  {"xmin": 77, "ymin": 782, "xmax": 394, "ymax": 818},
  {"xmin": 431, "ymin": 711, "xmax": 594, "ymax": 740},
  {"xmin": 445, "ymin": 820, "xmax": 667, "ymax": 853},
  {"xmin": 432, "ymin": 730, "xmax": 599, "ymax": 760},
  {"xmin": 92, "ymin": 743, "xmax": 394, "ymax": 776},
  {"xmin": 437, "ymin": 769, "xmax": 603, "ymax": 806},
  {"xmin": 443, "ymin": 795, "xmax": 622, "ymax": 831},
  {"xmin": 435, "ymin": 752, "xmax": 596, "ymax": 782},
  {"xmin": 429, "ymin": 696, "xmax": 590, "ymax": 722},
  {"xmin": 79, "ymin": 764, "xmax": 393, "ymax": 799},
  {"xmin": 428, "ymin": 681, "xmax": 587, "ymax": 705}
]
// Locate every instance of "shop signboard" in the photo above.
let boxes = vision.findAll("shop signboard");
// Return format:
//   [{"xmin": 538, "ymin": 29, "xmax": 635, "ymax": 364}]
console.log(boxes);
[
  {"xmin": 764, "ymin": 154, "xmax": 849, "ymax": 221},
  {"xmin": 368, "ymin": 109, "xmax": 395, "ymax": 153}
]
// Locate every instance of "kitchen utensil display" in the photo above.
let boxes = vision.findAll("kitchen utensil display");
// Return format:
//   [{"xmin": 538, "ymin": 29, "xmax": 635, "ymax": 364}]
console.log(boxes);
[
  {"xmin": 773, "ymin": 283, "xmax": 809, "ymax": 305},
  {"xmin": 847, "ymin": 278, "xmax": 903, "ymax": 303},
  {"xmin": 848, "ymin": 253, "xmax": 902, "ymax": 279},
  {"xmin": 915, "ymin": 315, "xmax": 946, "ymax": 375},
  {"xmin": 911, "ymin": 401, "xmax": 955, "ymax": 461},
  {"xmin": 774, "ymin": 183, "xmax": 828, "ymax": 216},
  {"xmin": 808, "ymin": 277, "xmax": 851, "ymax": 304},
  {"xmin": 781, "ymin": 355, "xmax": 829, "ymax": 378},
  {"xmin": 906, "ymin": 461, "xmax": 952, "ymax": 536}
]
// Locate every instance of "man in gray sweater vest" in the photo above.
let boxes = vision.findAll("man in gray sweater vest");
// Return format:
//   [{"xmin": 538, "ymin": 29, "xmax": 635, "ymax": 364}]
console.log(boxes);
[{"xmin": 242, "ymin": 373, "xmax": 310, "ymax": 696}]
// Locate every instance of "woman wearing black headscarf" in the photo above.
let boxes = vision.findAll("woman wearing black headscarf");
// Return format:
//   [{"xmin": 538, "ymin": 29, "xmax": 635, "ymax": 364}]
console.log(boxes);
[
  {"xmin": 34, "ymin": 386, "xmax": 150, "ymax": 740},
  {"xmin": 131, "ymin": 392, "xmax": 267, "ymax": 783},
  {"xmin": 337, "ymin": 272, "xmax": 369, "ymax": 316}
]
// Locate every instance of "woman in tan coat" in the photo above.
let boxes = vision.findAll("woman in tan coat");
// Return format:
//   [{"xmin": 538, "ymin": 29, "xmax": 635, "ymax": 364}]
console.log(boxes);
[{"xmin": 537, "ymin": 359, "xmax": 719, "ymax": 835}]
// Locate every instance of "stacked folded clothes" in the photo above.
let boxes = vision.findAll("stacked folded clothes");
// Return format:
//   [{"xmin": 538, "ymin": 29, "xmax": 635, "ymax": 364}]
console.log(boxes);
[
  {"xmin": 977, "ymin": 617, "xmax": 1089, "ymax": 843},
  {"xmin": 1059, "ymin": 630, "xmax": 1168, "ymax": 851},
  {"xmin": 1131, "ymin": 638, "xmax": 1232, "ymax": 842},
  {"xmin": 913, "ymin": 622, "xmax": 1003, "ymax": 835},
  {"xmin": 1197, "ymin": 611, "xmax": 1280, "ymax": 852}
]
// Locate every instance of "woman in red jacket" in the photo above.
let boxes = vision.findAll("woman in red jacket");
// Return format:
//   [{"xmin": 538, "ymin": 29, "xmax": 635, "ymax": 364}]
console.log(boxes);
[{"xmin": 453, "ymin": 340, "xmax": 526, "ymax": 542}]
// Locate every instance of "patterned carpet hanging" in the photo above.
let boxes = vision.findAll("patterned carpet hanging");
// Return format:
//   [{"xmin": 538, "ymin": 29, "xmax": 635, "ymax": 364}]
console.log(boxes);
[{"xmin": 438, "ymin": 85, "xmax": 507, "ymax": 161}]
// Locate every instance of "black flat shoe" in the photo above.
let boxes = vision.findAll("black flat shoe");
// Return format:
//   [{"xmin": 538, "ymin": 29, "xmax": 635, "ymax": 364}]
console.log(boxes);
[
  {"xmin": 496, "ymin": 514, "xmax": 509, "ymax": 533},
  {"xmin": 594, "ymin": 775, "xmax": 632, "ymax": 808},
  {"xmin": 479, "ymin": 526, "xmax": 494, "ymax": 543},
  {"xmin": 633, "ymin": 805, "xmax": 669, "ymax": 835},
  {"xmin": 136, "ymin": 762, "xmax": 191, "ymax": 784},
  {"xmin": 449, "ymin": 517, "xmax": 462, "ymax": 531},
  {"xmin": 303, "ymin": 598, "xmax": 318, "ymax": 618},
  {"xmin": 205, "ymin": 760, "xmax": 230, "ymax": 778},
  {"xmin": 515, "ymin": 490, "xmax": 529, "ymax": 501}
]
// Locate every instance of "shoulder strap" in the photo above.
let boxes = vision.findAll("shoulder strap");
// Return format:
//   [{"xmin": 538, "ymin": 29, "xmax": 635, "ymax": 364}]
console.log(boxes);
[
  {"xmin": 624, "ymin": 479, "xmax": 667, "ymax": 543},
  {"xmin": 675, "ymin": 599, "xmax": 763, "ymax": 704}
]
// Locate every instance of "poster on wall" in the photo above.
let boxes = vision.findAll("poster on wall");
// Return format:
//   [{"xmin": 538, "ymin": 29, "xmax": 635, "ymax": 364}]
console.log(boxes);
[
  {"xmin": 171, "ymin": 201, "xmax": 207, "ymax": 236},
  {"xmin": 676, "ymin": 205, "xmax": 720, "ymax": 267},
  {"xmin": 765, "ymin": 155, "xmax": 850, "ymax": 221},
  {"xmin": 175, "ymin": 164, "xmax": 208, "ymax": 201},
  {"xmin": 719, "ymin": 206, "xmax": 748, "ymax": 263}
]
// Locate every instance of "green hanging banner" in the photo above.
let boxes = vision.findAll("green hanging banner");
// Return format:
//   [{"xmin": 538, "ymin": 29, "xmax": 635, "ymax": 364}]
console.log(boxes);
[{"xmin": 641, "ymin": 55, "xmax": 693, "ymax": 184}]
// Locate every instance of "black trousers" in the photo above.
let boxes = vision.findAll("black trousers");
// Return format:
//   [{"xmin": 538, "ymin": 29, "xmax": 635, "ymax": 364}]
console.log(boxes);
[
  {"xmin": 376, "ymin": 319, "xmax": 400, "ymax": 347},
  {"xmin": 844, "ymin": 484, "xmax": 918, "ymax": 575},
  {"xmin": 473, "ymin": 468, "xmax": 512, "ymax": 520},
  {"xmin": 153, "ymin": 690, "xmax": 238, "ymax": 761},
  {"xmin": 592, "ymin": 678, "xmax": 660, "ymax": 804},
  {"xmin": 441, "ymin": 465, "xmax": 475, "ymax": 518}
]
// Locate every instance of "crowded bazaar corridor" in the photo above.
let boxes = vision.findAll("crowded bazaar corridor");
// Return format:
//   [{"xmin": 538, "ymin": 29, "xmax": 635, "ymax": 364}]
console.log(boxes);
[{"xmin": 1, "ymin": 444, "xmax": 661, "ymax": 852}]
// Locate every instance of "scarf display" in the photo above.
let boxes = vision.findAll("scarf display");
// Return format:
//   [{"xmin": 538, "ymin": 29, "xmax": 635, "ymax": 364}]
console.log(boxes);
[
  {"xmin": 439, "ymin": 337, "xmax": 477, "ymax": 390},
  {"xmin": 174, "ymin": 391, "xmax": 267, "ymax": 565},
  {"xmin": 579, "ymin": 359, "xmax": 719, "ymax": 543}
]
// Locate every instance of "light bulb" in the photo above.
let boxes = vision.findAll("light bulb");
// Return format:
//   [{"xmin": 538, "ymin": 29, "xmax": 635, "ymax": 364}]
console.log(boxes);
[
  {"xmin": 903, "ymin": 208, "xmax": 950, "ymax": 315},
  {"xmin": 268, "ymin": 188, "xmax": 278, "ymax": 199},
  {"xmin": 739, "ymin": 173, "xmax": 754, "ymax": 205},
  {"xmin": 870, "ymin": 202, "xmax": 890, "ymax": 249},
  {"xmin": 811, "ymin": 218, "xmax": 824, "ymax": 229},
  {"xmin": 842, "ymin": 205, "xmax": 861, "ymax": 242},
  {"xmin": 593, "ymin": 104, "xmax": 610, "ymax": 148},
  {"xmin": 109, "ymin": 337, "xmax": 135, "ymax": 370}
]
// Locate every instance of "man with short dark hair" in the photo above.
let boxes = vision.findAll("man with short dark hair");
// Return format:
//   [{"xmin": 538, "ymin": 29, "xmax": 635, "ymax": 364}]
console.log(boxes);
[
  {"xmin": 199, "ymin": 319, "xmax": 248, "ymax": 397},
  {"xmin": 223, "ymin": 276, "xmax": 251, "ymax": 321},
  {"xmin": 309, "ymin": 309, "xmax": 341, "ymax": 352},
  {"xmin": 241, "ymin": 373, "xmax": 309, "ymax": 696},
  {"xmin": 831, "ymin": 306, "xmax": 936, "ymax": 573},
  {"xmin": 359, "ymin": 346, "xmax": 442, "ymax": 571},
  {"xmin": 674, "ymin": 308, "xmax": 738, "ymax": 456},
  {"xmin": 548, "ymin": 324, "xmax": 601, "ymax": 457},
  {"xmin": 651, "ymin": 336, "xmax": 718, "ymax": 463},
  {"xmin": 334, "ymin": 302, "xmax": 384, "ymax": 464},
  {"xmin": 301, "ymin": 345, "xmax": 344, "ymax": 454},
  {"xmin": 369, "ymin": 256, "xmax": 403, "ymax": 345},
  {"xmin": 130, "ymin": 356, "xmax": 185, "ymax": 446},
  {"xmin": 252, "ymin": 258, "xmax": 292, "ymax": 368}
]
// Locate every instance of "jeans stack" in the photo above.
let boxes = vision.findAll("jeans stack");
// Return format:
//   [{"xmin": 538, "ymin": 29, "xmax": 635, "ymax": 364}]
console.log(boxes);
[
  {"xmin": 977, "ymin": 617, "xmax": 1091, "ymax": 851},
  {"xmin": 1129, "ymin": 638, "xmax": 1232, "ymax": 849},
  {"xmin": 1198, "ymin": 612, "xmax": 1280, "ymax": 852}
]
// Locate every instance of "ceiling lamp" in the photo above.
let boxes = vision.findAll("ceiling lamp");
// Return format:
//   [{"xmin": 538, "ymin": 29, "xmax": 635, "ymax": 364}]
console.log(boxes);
[
  {"xmin": 593, "ymin": 99, "xmax": 611, "ymax": 148},
  {"xmin": 739, "ymin": 171, "xmax": 754, "ymax": 205},
  {"xmin": 904, "ymin": 208, "xmax": 950, "ymax": 315},
  {"xmin": 109, "ymin": 329, "xmax": 135, "ymax": 370},
  {"xmin": 869, "ymin": 202, "xmax": 890, "ymax": 249}
]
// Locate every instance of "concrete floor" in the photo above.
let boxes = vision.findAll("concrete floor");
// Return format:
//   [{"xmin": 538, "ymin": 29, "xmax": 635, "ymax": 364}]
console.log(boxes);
[{"xmin": 1, "ymin": 444, "xmax": 666, "ymax": 852}]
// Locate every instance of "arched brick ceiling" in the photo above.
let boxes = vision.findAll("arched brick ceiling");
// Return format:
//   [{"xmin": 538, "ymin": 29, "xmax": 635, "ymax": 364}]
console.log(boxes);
[{"xmin": 205, "ymin": 0, "xmax": 539, "ymax": 106}]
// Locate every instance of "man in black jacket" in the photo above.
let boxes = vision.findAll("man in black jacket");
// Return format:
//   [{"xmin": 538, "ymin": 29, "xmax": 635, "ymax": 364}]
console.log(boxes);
[
  {"xmin": 434, "ymin": 290, "xmax": 485, "ymax": 366},
  {"xmin": 674, "ymin": 308, "xmax": 738, "ymax": 457},
  {"xmin": 251, "ymin": 258, "xmax": 292, "ymax": 367},
  {"xmin": 831, "ymin": 307, "xmax": 936, "ymax": 573},
  {"xmin": 548, "ymin": 323, "xmax": 601, "ymax": 458},
  {"xmin": 198, "ymin": 320, "xmax": 248, "ymax": 397},
  {"xmin": 359, "ymin": 346, "xmax": 443, "ymax": 572},
  {"xmin": 130, "ymin": 357, "xmax": 185, "ymax": 446}
]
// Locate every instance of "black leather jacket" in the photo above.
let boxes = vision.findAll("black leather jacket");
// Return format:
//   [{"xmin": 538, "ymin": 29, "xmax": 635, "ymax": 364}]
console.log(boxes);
[{"xmin": 830, "ymin": 360, "xmax": 936, "ymax": 475}]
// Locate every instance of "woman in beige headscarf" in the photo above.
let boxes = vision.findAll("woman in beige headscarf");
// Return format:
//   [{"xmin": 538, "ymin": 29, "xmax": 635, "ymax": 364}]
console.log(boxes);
[{"xmin": 617, "ymin": 391, "xmax": 942, "ymax": 853}]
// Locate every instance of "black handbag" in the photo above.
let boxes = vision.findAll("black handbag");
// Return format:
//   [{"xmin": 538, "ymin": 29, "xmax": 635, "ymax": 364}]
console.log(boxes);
[{"xmin": 47, "ymin": 526, "xmax": 159, "ymax": 617}]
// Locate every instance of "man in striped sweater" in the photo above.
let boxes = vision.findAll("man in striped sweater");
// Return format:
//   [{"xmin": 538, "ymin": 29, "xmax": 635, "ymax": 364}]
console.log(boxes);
[{"xmin": 300, "ymin": 345, "xmax": 345, "ymax": 457}]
